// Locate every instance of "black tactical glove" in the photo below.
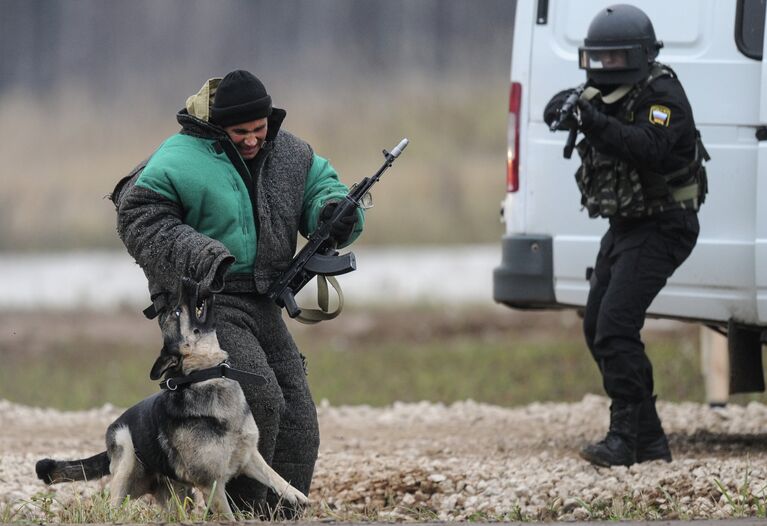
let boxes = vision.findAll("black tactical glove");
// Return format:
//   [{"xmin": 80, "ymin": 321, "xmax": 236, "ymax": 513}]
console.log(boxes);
[
  {"xmin": 576, "ymin": 98, "xmax": 608, "ymax": 133},
  {"xmin": 543, "ymin": 88, "xmax": 578, "ymax": 130},
  {"xmin": 320, "ymin": 200, "xmax": 358, "ymax": 245}
]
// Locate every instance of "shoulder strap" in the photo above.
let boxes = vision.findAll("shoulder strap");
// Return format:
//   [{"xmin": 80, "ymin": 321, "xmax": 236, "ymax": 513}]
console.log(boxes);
[
  {"xmin": 581, "ymin": 84, "xmax": 633, "ymax": 104},
  {"xmin": 623, "ymin": 63, "xmax": 675, "ymax": 117}
]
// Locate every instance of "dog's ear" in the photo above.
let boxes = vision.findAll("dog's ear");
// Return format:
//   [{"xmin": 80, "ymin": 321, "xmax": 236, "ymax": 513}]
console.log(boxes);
[{"xmin": 150, "ymin": 349, "xmax": 178, "ymax": 380}]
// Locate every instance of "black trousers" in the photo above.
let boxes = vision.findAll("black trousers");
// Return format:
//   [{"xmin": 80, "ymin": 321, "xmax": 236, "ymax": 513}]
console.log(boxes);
[{"xmin": 583, "ymin": 210, "xmax": 699, "ymax": 402}]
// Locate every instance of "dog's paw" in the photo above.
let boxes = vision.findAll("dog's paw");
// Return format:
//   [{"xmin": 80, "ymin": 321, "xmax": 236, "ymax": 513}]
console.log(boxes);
[{"xmin": 280, "ymin": 485, "xmax": 309, "ymax": 506}]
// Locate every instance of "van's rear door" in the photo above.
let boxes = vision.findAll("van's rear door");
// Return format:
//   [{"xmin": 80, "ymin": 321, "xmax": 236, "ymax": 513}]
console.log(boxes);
[{"xmin": 752, "ymin": 1, "xmax": 767, "ymax": 324}]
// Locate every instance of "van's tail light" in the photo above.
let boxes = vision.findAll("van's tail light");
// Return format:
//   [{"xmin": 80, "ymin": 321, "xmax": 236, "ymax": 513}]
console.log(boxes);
[{"xmin": 507, "ymin": 82, "xmax": 522, "ymax": 192}]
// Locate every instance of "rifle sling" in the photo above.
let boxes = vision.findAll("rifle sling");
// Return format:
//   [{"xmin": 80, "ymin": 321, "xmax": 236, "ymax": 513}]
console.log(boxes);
[{"xmin": 294, "ymin": 275, "xmax": 344, "ymax": 325}]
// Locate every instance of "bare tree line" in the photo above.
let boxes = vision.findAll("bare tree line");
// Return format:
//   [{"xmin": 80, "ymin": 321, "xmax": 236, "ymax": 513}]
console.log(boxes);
[{"xmin": 0, "ymin": 0, "xmax": 515, "ymax": 104}]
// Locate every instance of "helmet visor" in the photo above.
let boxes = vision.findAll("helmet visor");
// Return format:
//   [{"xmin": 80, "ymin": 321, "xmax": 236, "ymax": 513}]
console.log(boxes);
[{"xmin": 578, "ymin": 45, "xmax": 643, "ymax": 71}]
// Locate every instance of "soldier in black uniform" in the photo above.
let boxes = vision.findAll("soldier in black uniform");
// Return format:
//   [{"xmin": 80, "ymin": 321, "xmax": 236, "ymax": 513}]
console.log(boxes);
[{"xmin": 543, "ymin": 4, "xmax": 709, "ymax": 467}]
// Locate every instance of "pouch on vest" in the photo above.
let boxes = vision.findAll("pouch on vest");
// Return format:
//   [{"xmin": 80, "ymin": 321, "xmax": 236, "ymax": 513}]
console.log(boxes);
[
  {"xmin": 693, "ymin": 130, "xmax": 710, "ymax": 205},
  {"xmin": 639, "ymin": 129, "xmax": 710, "ymax": 211},
  {"xmin": 575, "ymin": 140, "xmax": 647, "ymax": 219}
]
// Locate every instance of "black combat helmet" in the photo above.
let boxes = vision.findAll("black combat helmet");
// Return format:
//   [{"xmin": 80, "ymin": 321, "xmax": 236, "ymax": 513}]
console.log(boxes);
[{"xmin": 578, "ymin": 4, "xmax": 663, "ymax": 86}]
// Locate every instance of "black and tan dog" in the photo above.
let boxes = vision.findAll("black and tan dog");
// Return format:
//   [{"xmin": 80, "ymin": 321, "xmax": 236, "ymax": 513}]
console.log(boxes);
[{"xmin": 35, "ymin": 279, "xmax": 308, "ymax": 519}]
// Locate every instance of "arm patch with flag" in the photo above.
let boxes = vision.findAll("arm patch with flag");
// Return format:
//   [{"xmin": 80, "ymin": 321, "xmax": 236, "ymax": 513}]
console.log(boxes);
[{"xmin": 649, "ymin": 105, "xmax": 671, "ymax": 127}]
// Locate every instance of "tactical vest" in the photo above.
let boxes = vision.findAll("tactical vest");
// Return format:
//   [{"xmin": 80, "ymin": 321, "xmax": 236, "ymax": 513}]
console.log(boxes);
[{"xmin": 574, "ymin": 64, "xmax": 709, "ymax": 219}]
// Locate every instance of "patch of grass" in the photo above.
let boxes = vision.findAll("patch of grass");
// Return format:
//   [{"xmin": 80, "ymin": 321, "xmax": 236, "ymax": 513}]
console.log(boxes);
[
  {"xmin": 8, "ymin": 472, "xmax": 767, "ymax": 524},
  {"xmin": 305, "ymin": 338, "xmax": 600, "ymax": 407},
  {"xmin": 714, "ymin": 465, "xmax": 767, "ymax": 518},
  {"xmin": 0, "ymin": 499, "xmax": 28, "ymax": 523},
  {"xmin": 10, "ymin": 486, "xmax": 305, "ymax": 524},
  {"xmin": 0, "ymin": 307, "xmax": 714, "ymax": 411},
  {"xmin": 0, "ymin": 340, "xmax": 157, "ymax": 411}
]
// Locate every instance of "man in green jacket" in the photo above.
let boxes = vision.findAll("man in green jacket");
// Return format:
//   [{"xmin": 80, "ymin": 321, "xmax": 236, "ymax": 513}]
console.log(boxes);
[{"xmin": 112, "ymin": 70, "xmax": 364, "ymax": 515}]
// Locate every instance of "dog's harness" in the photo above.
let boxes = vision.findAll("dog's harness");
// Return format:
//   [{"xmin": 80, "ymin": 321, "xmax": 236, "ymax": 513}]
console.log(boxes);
[{"xmin": 159, "ymin": 362, "xmax": 268, "ymax": 391}]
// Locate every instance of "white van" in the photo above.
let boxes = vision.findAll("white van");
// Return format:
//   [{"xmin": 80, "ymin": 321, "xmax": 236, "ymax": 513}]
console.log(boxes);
[{"xmin": 493, "ymin": 0, "xmax": 767, "ymax": 391}]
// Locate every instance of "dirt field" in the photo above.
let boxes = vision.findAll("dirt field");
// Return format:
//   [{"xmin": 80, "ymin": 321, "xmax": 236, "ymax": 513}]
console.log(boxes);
[
  {"xmin": 2, "ymin": 309, "xmax": 766, "ymax": 521},
  {"xmin": 4, "ymin": 394, "xmax": 767, "ymax": 521}
]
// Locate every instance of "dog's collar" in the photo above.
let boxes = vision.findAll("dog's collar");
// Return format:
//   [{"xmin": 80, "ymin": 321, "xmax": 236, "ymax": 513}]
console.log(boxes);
[{"xmin": 159, "ymin": 363, "xmax": 268, "ymax": 391}]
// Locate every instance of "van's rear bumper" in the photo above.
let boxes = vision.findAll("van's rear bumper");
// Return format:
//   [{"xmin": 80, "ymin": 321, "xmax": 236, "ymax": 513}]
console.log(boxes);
[{"xmin": 493, "ymin": 234, "xmax": 558, "ymax": 309}]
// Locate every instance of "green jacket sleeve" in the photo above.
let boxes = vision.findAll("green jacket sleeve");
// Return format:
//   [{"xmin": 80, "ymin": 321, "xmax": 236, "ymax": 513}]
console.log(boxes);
[{"xmin": 300, "ymin": 154, "xmax": 365, "ymax": 248}]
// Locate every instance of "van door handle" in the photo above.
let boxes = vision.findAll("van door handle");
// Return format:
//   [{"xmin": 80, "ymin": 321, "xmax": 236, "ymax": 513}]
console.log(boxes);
[
  {"xmin": 756, "ymin": 126, "xmax": 767, "ymax": 141},
  {"xmin": 536, "ymin": 0, "xmax": 549, "ymax": 24}
]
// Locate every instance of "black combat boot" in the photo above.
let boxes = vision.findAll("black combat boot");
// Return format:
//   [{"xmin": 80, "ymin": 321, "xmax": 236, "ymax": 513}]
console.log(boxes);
[
  {"xmin": 580, "ymin": 399, "xmax": 640, "ymax": 467},
  {"xmin": 635, "ymin": 395, "xmax": 672, "ymax": 463}
]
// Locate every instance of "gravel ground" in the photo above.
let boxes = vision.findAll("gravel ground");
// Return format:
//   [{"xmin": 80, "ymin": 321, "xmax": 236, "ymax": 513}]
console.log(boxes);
[{"xmin": 3, "ymin": 395, "xmax": 767, "ymax": 521}]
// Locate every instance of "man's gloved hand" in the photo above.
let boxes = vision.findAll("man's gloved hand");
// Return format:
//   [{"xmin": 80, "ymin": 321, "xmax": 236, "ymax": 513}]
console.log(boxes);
[
  {"xmin": 197, "ymin": 256, "xmax": 235, "ymax": 301},
  {"xmin": 320, "ymin": 201, "xmax": 358, "ymax": 245},
  {"xmin": 194, "ymin": 247, "xmax": 235, "ymax": 298},
  {"xmin": 543, "ymin": 88, "xmax": 578, "ymax": 130},
  {"xmin": 576, "ymin": 98, "xmax": 608, "ymax": 133}
]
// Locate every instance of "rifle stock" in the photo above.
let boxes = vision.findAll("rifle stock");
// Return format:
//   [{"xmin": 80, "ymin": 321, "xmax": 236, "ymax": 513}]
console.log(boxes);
[{"xmin": 268, "ymin": 138, "xmax": 409, "ymax": 318}]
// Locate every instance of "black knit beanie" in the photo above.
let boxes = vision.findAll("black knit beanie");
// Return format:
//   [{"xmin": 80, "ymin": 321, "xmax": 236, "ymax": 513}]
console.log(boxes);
[{"xmin": 210, "ymin": 70, "xmax": 273, "ymax": 127}]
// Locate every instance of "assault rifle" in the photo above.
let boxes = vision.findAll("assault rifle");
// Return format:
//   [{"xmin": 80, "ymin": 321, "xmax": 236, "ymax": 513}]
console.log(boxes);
[
  {"xmin": 549, "ymin": 83, "xmax": 586, "ymax": 159},
  {"xmin": 268, "ymin": 138, "xmax": 409, "ymax": 319}
]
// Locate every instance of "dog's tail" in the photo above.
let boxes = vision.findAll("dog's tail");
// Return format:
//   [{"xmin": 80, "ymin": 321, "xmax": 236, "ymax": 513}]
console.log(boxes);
[{"xmin": 35, "ymin": 451, "xmax": 110, "ymax": 484}]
